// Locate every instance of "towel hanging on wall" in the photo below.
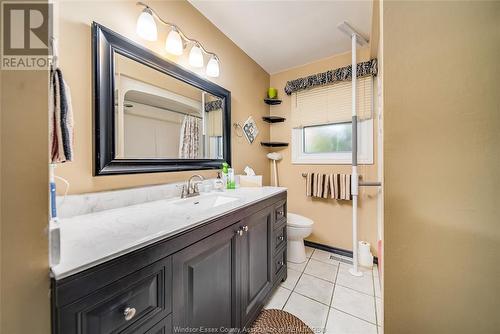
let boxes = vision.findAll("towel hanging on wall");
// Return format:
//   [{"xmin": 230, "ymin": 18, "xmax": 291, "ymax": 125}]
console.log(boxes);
[
  {"xmin": 305, "ymin": 172, "xmax": 351, "ymax": 200},
  {"xmin": 49, "ymin": 68, "xmax": 74, "ymax": 163}
]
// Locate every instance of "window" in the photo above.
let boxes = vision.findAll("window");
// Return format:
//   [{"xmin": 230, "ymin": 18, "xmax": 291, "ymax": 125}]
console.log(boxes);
[
  {"xmin": 208, "ymin": 136, "xmax": 224, "ymax": 159},
  {"xmin": 291, "ymin": 77, "xmax": 374, "ymax": 164},
  {"xmin": 303, "ymin": 122, "xmax": 352, "ymax": 153},
  {"xmin": 292, "ymin": 120, "xmax": 373, "ymax": 164}
]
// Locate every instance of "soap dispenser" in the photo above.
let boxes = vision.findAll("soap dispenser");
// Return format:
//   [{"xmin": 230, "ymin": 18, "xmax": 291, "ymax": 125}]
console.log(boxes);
[
  {"xmin": 221, "ymin": 162, "xmax": 229, "ymax": 188},
  {"xmin": 227, "ymin": 167, "xmax": 235, "ymax": 189},
  {"xmin": 214, "ymin": 172, "xmax": 224, "ymax": 191}
]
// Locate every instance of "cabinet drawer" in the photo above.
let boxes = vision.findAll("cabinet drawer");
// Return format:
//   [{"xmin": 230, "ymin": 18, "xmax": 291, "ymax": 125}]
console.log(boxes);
[
  {"xmin": 58, "ymin": 257, "xmax": 172, "ymax": 334},
  {"xmin": 272, "ymin": 223, "xmax": 287, "ymax": 254},
  {"xmin": 144, "ymin": 315, "xmax": 172, "ymax": 334},
  {"xmin": 272, "ymin": 248, "xmax": 287, "ymax": 277},
  {"xmin": 274, "ymin": 200, "xmax": 287, "ymax": 224}
]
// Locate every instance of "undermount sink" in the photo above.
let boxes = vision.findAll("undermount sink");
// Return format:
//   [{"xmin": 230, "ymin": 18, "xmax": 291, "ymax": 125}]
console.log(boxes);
[{"xmin": 172, "ymin": 193, "xmax": 239, "ymax": 210}]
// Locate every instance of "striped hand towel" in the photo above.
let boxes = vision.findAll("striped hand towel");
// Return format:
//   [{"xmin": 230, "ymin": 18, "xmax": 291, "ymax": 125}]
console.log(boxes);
[
  {"xmin": 306, "ymin": 173, "xmax": 351, "ymax": 200},
  {"xmin": 49, "ymin": 68, "xmax": 74, "ymax": 163},
  {"xmin": 305, "ymin": 173, "xmax": 330, "ymax": 198},
  {"xmin": 330, "ymin": 173, "xmax": 352, "ymax": 200}
]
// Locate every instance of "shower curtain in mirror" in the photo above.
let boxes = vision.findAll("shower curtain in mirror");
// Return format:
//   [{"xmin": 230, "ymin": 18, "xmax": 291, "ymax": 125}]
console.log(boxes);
[{"xmin": 179, "ymin": 115, "xmax": 200, "ymax": 159}]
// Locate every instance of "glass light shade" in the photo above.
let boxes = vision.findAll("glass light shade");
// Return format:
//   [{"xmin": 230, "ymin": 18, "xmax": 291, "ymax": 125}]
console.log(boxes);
[
  {"xmin": 136, "ymin": 9, "xmax": 157, "ymax": 41},
  {"xmin": 189, "ymin": 44, "xmax": 204, "ymax": 68},
  {"xmin": 165, "ymin": 29, "xmax": 183, "ymax": 55},
  {"xmin": 206, "ymin": 56, "xmax": 220, "ymax": 77}
]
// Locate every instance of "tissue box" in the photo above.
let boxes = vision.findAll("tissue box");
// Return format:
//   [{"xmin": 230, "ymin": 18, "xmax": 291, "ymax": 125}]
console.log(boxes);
[{"xmin": 239, "ymin": 175, "xmax": 262, "ymax": 187}]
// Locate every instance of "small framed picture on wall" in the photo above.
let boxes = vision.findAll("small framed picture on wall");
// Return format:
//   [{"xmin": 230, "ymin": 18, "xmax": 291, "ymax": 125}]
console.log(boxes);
[{"xmin": 242, "ymin": 116, "xmax": 259, "ymax": 144}]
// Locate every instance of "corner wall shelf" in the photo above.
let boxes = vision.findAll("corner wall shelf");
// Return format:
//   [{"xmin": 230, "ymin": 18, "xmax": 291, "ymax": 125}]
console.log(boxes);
[
  {"xmin": 260, "ymin": 142, "xmax": 289, "ymax": 148},
  {"xmin": 262, "ymin": 116, "xmax": 286, "ymax": 123},
  {"xmin": 264, "ymin": 98, "xmax": 282, "ymax": 105}
]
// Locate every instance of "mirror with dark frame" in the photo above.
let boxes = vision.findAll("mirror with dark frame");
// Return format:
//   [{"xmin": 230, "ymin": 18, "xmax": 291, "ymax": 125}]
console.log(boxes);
[{"xmin": 93, "ymin": 22, "xmax": 231, "ymax": 175}]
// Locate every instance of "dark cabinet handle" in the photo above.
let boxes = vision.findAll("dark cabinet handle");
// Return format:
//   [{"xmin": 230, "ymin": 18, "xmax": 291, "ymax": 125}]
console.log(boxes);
[
  {"xmin": 277, "ymin": 236, "xmax": 284, "ymax": 241},
  {"xmin": 242, "ymin": 225, "xmax": 249, "ymax": 232},
  {"xmin": 278, "ymin": 261, "xmax": 284, "ymax": 266},
  {"xmin": 277, "ymin": 210, "xmax": 284, "ymax": 216},
  {"xmin": 236, "ymin": 229, "xmax": 243, "ymax": 236},
  {"xmin": 124, "ymin": 307, "xmax": 136, "ymax": 321}
]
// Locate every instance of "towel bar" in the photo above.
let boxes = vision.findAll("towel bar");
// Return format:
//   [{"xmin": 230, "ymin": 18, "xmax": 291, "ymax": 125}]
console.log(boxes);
[
  {"xmin": 359, "ymin": 181, "xmax": 382, "ymax": 187},
  {"xmin": 301, "ymin": 173, "xmax": 381, "ymax": 187}
]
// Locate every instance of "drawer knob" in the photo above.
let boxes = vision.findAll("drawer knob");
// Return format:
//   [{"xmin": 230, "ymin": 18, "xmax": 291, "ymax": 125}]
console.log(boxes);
[
  {"xmin": 278, "ymin": 261, "xmax": 284, "ymax": 266},
  {"xmin": 242, "ymin": 225, "xmax": 249, "ymax": 232},
  {"xmin": 278, "ymin": 236, "xmax": 284, "ymax": 241},
  {"xmin": 277, "ymin": 210, "xmax": 284, "ymax": 216},
  {"xmin": 124, "ymin": 307, "xmax": 136, "ymax": 321},
  {"xmin": 236, "ymin": 229, "xmax": 244, "ymax": 236}
]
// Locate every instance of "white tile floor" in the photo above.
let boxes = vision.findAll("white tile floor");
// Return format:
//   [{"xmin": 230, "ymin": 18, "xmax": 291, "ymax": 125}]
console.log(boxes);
[{"xmin": 265, "ymin": 246, "xmax": 382, "ymax": 334}]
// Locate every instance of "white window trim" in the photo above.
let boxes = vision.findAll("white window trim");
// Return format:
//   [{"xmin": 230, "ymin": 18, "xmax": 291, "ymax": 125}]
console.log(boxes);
[{"xmin": 291, "ymin": 119, "xmax": 374, "ymax": 165}]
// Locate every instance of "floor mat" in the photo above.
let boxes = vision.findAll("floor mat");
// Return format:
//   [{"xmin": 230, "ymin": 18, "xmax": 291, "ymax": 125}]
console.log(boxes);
[{"xmin": 250, "ymin": 309, "xmax": 314, "ymax": 334}]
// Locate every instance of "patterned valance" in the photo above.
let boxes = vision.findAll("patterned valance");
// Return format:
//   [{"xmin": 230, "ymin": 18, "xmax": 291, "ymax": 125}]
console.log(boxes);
[
  {"xmin": 284, "ymin": 58, "xmax": 377, "ymax": 95},
  {"xmin": 204, "ymin": 99, "xmax": 223, "ymax": 112}
]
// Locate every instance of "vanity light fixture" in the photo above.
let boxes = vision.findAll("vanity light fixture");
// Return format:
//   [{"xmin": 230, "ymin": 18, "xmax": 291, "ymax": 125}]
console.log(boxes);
[
  {"xmin": 136, "ymin": 7, "xmax": 157, "ymax": 41},
  {"xmin": 206, "ymin": 55, "xmax": 220, "ymax": 78},
  {"xmin": 165, "ymin": 27, "xmax": 183, "ymax": 55},
  {"xmin": 136, "ymin": 1, "xmax": 221, "ymax": 77},
  {"xmin": 189, "ymin": 43, "xmax": 204, "ymax": 68}
]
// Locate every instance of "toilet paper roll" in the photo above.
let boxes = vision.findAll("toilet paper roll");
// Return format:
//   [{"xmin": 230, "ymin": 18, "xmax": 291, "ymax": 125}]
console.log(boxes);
[{"xmin": 359, "ymin": 241, "xmax": 373, "ymax": 268}]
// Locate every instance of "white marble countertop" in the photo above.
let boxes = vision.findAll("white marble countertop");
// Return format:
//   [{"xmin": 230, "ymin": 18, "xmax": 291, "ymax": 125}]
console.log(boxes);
[{"xmin": 51, "ymin": 187, "xmax": 286, "ymax": 280}]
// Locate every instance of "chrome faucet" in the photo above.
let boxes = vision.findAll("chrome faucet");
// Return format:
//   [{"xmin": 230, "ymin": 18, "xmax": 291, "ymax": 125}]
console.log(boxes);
[{"xmin": 181, "ymin": 174, "xmax": 205, "ymax": 198}]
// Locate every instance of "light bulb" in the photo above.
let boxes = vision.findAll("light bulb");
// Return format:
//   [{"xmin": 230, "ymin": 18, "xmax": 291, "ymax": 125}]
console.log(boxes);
[
  {"xmin": 206, "ymin": 55, "xmax": 220, "ymax": 77},
  {"xmin": 136, "ymin": 8, "xmax": 157, "ymax": 41},
  {"xmin": 189, "ymin": 44, "xmax": 204, "ymax": 68},
  {"xmin": 165, "ymin": 28, "xmax": 183, "ymax": 55}
]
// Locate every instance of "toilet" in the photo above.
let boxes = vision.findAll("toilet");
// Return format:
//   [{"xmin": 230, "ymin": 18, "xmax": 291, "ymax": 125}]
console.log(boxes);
[{"xmin": 287, "ymin": 213, "xmax": 314, "ymax": 263}]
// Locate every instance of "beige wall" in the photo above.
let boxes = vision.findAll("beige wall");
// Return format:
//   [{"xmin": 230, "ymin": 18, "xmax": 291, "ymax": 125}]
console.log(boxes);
[
  {"xmin": 1, "ymin": 60, "xmax": 50, "ymax": 333},
  {"xmin": 269, "ymin": 48, "xmax": 380, "ymax": 254},
  {"xmin": 383, "ymin": 1, "xmax": 500, "ymax": 333},
  {"xmin": 55, "ymin": 0, "xmax": 270, "ymax": 194}
]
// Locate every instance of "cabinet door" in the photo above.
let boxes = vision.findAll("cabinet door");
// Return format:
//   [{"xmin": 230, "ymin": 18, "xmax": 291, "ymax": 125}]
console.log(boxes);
[
  {"xmin": 240, "ymin": 207, "xmax": 273, "ymax": 327},
  {"xmin": 172, "ymin": 224, "xmax": 240, "ymax": 332}
]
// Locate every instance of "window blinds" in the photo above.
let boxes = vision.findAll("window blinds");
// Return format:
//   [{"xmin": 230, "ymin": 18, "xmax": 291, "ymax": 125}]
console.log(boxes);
[
  {"xmin": 206, "ymin": 109, "xmax": 223, "ymax": 137},
  {"xmin": 291, "ymin": 76, "xmax": 373, "ymax": 128}
]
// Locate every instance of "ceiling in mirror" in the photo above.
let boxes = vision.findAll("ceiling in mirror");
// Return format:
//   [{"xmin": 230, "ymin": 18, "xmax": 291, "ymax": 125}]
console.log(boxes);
[{"xmin": 114, "ymin": 52, "xmax": 224, "ymax": 160}]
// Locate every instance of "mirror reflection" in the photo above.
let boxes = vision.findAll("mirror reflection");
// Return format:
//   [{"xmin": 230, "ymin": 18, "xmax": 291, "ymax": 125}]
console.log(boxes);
[{"xmin": 114, "ymin": 52, "xmax": 224, "ymax": 160}]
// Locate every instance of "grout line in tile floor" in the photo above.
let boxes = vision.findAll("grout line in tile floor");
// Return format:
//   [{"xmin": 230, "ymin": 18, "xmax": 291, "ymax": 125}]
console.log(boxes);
[
  {"xmin": 293, "ymin": 290, "xmax": 332, "ymax": 307},
  {"xmin": 301, "ymin": 249, "xmax": 331, "ymax": 331},
  {"xmin": 335, "ymin": 282, "xmax": 375, "ymax": 297},
  {"xmin": 329, "ymin": 307, "xmax": 378, "ymax": 327},
  {"xmin": 322, "ymin": 262, "xmax": 340, "ymax": 333},
  {"xmin": 302, "ymin": 271, "xmax": 336, "ymax": 285},
  {"xmin": 281, "ymin": 255, "xmax": 312, "ymax": 309}
]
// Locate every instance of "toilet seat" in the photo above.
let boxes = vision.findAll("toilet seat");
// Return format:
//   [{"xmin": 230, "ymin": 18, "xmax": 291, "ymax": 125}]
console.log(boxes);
[{"xmin": 287, "ymin": 213, "xmax": 314, "ymax": 228}]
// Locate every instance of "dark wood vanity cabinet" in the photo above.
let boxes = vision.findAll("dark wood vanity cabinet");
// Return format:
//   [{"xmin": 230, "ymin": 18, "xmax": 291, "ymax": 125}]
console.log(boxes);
[
  {"xmin": 172, "ymin": 223, "xmax": 239, "ymax": 331},
  {"xmin": 51, "ymin": 192, "xmax": 287, "ymax": 334},
  {"xmin": 172, "ymin": 205, "xmax": 278, "ymax": 331},
  {"xmin": 239, "ymin": 207, "xmax": 274, "ymax": 328}
]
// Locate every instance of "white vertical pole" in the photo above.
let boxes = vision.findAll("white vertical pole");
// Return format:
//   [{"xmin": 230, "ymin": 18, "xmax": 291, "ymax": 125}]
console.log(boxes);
[
  {"xmin": 349, "ymin": 33, "xmax": 362, "ymax": 277},
  {"xmin": 273, "ymin": 160, "xmax": 278, "ymax": 186}
]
